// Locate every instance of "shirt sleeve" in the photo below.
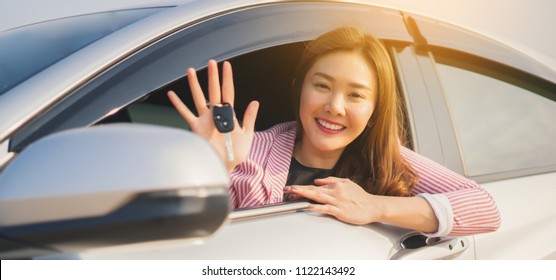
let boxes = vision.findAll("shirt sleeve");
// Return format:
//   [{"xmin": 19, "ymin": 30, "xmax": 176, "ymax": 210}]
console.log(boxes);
[
  {"xmin": 229, "ymin": 154, "xmax": 271, "ymax": 209},
  {"xmin": 400, "ymin": 146, "xmax": 501, "ymax": 236},
  {"xmin": 229, "ymin": 122, "xmax": 297, "ymax": 209},
  {"xmin": 416, "ymin": 193, "xmax": 453, "ymax": 237}
]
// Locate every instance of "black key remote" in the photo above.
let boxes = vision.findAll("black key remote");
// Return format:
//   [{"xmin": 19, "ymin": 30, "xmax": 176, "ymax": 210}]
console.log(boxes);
[{"xmin": 213, "ymin": 103, "xmax": 234, "ymax": 133}]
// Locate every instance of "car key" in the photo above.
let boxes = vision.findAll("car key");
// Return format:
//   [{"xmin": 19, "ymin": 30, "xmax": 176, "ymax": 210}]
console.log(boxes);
[{"xmin": 213, "ymin": 102, "xmax": 235, "ymax": 162}]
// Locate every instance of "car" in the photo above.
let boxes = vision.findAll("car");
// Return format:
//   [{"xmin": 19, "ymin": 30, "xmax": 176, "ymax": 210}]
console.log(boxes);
[{"xmin": 1, "ymin": 0, "xmax": 555, "ymax": 260}]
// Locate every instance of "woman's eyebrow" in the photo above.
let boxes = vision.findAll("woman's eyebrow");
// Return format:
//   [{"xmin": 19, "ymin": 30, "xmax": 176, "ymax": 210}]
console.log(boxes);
[
  {"xmin": 314, "ymin": 72, "xmax": 371, "ymax": 91},
  {"xmin": 314, "ymin": 72, "xmax": 334, "ymax": 81}
]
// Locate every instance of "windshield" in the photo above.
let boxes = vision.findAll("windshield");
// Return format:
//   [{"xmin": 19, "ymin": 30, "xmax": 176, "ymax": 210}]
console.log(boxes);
[{"xmin": 0, "ymin": 8, "xmax": 166, "ymax": 95}]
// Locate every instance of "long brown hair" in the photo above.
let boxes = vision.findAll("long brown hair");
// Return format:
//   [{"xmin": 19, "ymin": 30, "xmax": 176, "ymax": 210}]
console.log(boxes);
[{"xmin": 292, "ymin": 27, "xmax": 417, "ymax": 196}]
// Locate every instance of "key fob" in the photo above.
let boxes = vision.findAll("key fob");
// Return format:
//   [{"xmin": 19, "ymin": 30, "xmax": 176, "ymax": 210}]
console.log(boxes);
[{"xmin": 213, "ymin": 103, "xmax": 234, "ymax": 133}]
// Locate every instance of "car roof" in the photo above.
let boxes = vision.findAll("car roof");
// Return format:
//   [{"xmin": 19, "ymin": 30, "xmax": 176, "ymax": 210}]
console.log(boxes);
[{"xmin": 0, "ymin": 0, "xmax": 187, "ymax": 31}]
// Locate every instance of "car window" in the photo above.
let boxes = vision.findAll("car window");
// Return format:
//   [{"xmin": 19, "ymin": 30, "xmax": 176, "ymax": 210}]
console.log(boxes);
[
  {"xmin": 434, "ymin": 53, "xmax": 556, "ymax": 177},
  {"xmin": 0, "ymin": 8, "xmax": 166, "ymax": 95},
  {"xmin": 99, "ymin": 42, "xmax": 303, "ymax": 132}
]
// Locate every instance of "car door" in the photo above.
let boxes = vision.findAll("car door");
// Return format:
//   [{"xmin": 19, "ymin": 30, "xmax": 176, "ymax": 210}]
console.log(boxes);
[
  {"xmin": 1, "ymin": 1, "xmax": 477, "ymax": 259},
  {"xmin": 429, "ymin": 51, "xmax": 556, "ymax": 259},
  {"xmin": 392, "ymin": 15, "xmax": 556, "ymax": 259}
]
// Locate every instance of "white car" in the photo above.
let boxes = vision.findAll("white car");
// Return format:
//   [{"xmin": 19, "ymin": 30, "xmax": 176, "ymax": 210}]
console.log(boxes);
[{"xmin": 0, "ymin": 0, "xmax": 555, "ymax": 260}]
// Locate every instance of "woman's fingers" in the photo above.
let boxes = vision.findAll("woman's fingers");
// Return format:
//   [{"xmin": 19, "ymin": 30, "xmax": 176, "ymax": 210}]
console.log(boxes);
[
  {"xmin": 307, "ymin": 204, "xmax": 340, "ymax": 216},
  {"xmin": 242, "ymin": 101, "xmax": 259, "ymax": 133},
  {"xmin": 207, "ymin": 59, "xmax": 221, "ymax": 105},
  {"xmin": 222, "ymin": 61, "xmax": 235, "ymax": 106},
  {"xmin": 180, "ymin": 60, "xmax": 253, "ymax": 135},
  {"xmin": 167, "ymin": 91, "xmax": 196, "ymax": 125},
  {"xmin": 285, "ymin": 193, "xmax": 302, "ymax": 201},
  {"xmin": 187, "ymin": 68, "xmax": 208, "ymax": 115},
  {"xmin": 314, "ymin": 177, "xmax": 342, "ymax": 186},
  {"xmin": 286, "ymin": 187, "xmax": 341, "ymax": 218},
  {"xmin": 286, "ymin": 185, "xmax": 336, "ymax": 205},
  {"xmin": 187, "ymin": 60, "xmax": 235, "ymax": 112}
]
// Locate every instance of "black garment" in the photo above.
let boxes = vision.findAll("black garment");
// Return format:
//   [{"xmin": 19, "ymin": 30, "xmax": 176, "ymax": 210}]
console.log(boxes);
[{"xmin": 284, "ymin": 157, "xmax": 334, "ymax": 201}]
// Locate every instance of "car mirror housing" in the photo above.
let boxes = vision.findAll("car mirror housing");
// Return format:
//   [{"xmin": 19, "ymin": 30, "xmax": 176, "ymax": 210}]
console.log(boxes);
[{"xmin": 0, "ymin": 124, "xmax": 230, "ymax": 259}]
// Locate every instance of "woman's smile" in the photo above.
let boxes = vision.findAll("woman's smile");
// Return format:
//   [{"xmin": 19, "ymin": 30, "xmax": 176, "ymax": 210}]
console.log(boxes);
[{"xmin": 315, "ymin": 118, "xmax": 346, "ymax": 134}]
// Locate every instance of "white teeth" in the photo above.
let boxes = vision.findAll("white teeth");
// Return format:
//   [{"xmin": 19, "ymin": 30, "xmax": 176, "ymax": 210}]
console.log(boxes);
[{"xmin": 317, "ymin": 119, "xmax": 344, "ymax": 131}]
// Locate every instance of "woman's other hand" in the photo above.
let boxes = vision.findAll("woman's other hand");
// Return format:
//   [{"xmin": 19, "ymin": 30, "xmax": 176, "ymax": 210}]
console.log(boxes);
[
  {"xmin": 168, "ymin": 60, "xmax": 259, "ymax": 172},
  {"xmin": 284, "ymin": 176, "xmax": 439, "ymax": 233},
  {"xmin": 284, "ymin": 177, "xmax": 382, "ymax": 225}
]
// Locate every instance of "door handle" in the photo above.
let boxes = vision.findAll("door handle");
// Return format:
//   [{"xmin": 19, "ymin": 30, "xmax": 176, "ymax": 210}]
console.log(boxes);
[{"xmin": 390, "ymin": 233, "xmax": 470, "ymax": 260}]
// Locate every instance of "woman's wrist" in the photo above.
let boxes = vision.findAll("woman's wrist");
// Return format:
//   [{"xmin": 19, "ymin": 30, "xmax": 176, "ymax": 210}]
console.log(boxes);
[
  {"xmin": 227, "ymin": 162, "xmax": 238, "ymax": 174},
  {"xmin": 371, "ymin": 196, "xmax": 439, "ymax": 233},
  {"xmin": 371, "ymin": 195, "xmax": 389, "ymax": 224},
  {"xmin": 226, "ymin": 158, "xmax": 244, "ymax": 174}
]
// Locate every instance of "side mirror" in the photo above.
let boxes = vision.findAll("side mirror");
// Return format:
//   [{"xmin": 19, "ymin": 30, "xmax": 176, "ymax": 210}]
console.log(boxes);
[{"xmin": 0, "ymin": 124, "xmax": 230, "ymax": 259}]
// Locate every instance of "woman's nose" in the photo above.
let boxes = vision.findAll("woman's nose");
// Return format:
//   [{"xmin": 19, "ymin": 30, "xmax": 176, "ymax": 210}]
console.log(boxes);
[{"xmin": 325, "ymin": 93, "xmax": 346, "ymax": 116}]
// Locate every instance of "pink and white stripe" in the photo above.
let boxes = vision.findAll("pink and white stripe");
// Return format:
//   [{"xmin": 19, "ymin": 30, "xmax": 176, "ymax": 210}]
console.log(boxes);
[{"xmin": 400, "ymin": 146, "xmax": 501, "ymax": 235}]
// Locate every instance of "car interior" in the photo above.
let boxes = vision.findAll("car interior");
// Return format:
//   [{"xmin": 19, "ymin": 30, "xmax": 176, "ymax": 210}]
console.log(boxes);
[
  {"xmin": 98, "ymin": 42, "xmax": 305, "ymax": 131},
  {"xmin": 98, "ymin": 41, "xmax": 415, "ymax": 149}
]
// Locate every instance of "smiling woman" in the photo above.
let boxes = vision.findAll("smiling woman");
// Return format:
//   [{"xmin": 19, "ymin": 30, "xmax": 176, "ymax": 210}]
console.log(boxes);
[{"xmin": 168, "ymin": 26, "xmax": 501, "ymax": 237}]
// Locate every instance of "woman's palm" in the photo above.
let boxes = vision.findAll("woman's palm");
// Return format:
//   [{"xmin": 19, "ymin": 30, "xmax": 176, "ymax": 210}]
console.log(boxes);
[{"xmin": 168, "ymin": 60, "xmax": 259, "ymax": 171}]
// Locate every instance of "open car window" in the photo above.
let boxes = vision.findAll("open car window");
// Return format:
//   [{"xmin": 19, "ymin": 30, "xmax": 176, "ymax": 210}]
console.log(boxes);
[{"xmin": 98, "ymin": 42, "xmax": 303, "ymax": 131}]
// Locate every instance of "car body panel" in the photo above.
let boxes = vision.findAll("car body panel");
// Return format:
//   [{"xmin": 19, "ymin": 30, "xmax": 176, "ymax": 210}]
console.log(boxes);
[
  {"xmin": 476, "ymin": 173, "xmax": 556, "ymax": 259},
  {"xmin": 76, "ymin": 212, "xmax": 475, "ymax": 260},
  {"xmin": 391, "ymin": 45, "xmax": 447, "ymax": 167}
]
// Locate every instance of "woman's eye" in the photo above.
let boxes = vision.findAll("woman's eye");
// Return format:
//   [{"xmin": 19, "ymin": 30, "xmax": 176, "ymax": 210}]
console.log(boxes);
[
  {"xmin": 315, "ymin": 83, "xmax": 330, "ymax": 90},
  {"xmin": 349, "ymin": 92, "xmax": 365, "ymax": 99}
]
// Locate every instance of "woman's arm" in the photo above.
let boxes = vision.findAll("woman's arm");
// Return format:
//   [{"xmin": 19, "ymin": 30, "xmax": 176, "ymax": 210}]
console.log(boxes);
[
  {"xmin": 400, "ymin": 146, "xmax": 501, "ymax": 236},
  {"xmin": 284, "ymin": 178, "xmax": 439, "ymax": 233},
  {"xmin": 375, "ymin": 195, "xmax": 439, "ymax": 233},
  {"xmin": 285, "ymin": 148, "xmax": 501, "ymax": 236}
]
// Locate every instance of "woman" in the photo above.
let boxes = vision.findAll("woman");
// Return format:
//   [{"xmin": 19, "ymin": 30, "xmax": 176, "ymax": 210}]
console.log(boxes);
[{"xmin": 168, "ymin": 27, "xmax": 501, "ymax": 236}]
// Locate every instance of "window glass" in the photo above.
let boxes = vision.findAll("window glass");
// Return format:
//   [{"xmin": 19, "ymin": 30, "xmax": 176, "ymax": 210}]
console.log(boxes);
[
  {"xmin": 436, "ymin": 60, "xmax": 556, "ymax": 176},
  {"xmin": 0, "ymin": 8, "xmax": 165, "ymax": 95}
]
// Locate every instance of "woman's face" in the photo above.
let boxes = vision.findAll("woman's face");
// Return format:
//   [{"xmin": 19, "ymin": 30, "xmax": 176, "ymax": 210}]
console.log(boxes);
[{"xmin": 299, "ymin": 51, "xmax": 377, "ymax": 155}]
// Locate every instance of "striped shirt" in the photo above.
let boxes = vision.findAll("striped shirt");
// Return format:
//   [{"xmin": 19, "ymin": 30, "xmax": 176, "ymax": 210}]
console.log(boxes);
[{"xmin": 230, "ymin": 122, "xmax": 501, "ymax": 236}]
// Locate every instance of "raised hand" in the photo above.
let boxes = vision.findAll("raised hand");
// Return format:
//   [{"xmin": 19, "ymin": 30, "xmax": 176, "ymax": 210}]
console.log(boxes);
[{"xmin": 167, "ymin": 60, "xmax": 259, "ymax": 172}]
